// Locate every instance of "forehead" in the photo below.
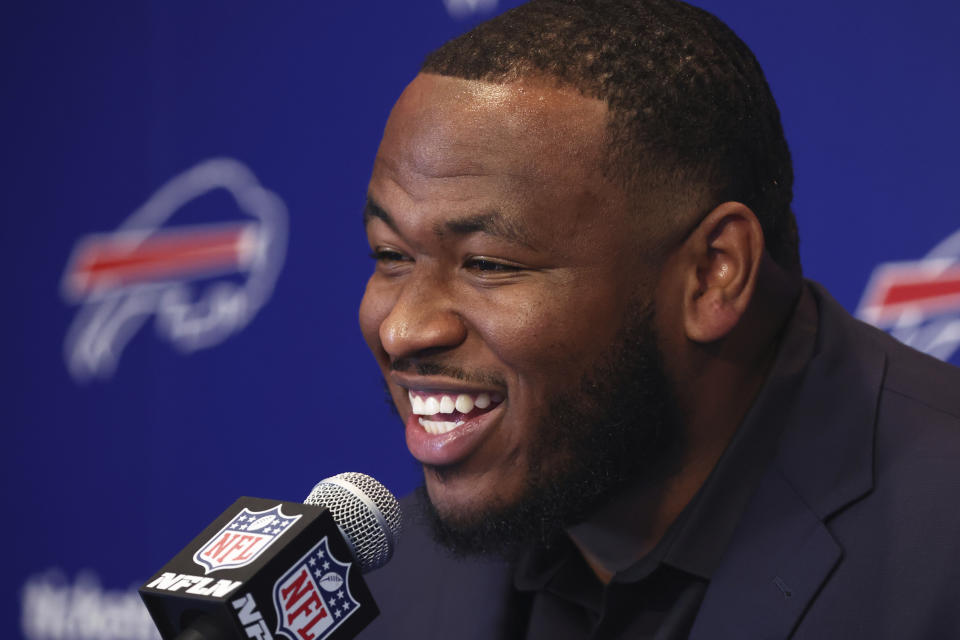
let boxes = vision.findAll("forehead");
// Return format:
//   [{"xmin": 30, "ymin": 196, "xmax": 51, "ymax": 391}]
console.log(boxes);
[
  {"xmin": 377, "ymin": 74, "xmax": 610, "ymax": 182},
  {"xmin": 375, "ymin": 74, "xmax": 607, "ymax": 190},
  {"xmin": 369, "ymin": 74, "xmax": 632, "ymax": 246}
]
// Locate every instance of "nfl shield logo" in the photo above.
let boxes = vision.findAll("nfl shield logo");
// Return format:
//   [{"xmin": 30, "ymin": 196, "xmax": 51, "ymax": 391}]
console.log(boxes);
[
  {"xmin": 193, "ymin": 505, "xmax": 301, "ymax": 574},
  {"xmin": 272, "ymin": 536, "xmax": 360, "ymax": 640}
]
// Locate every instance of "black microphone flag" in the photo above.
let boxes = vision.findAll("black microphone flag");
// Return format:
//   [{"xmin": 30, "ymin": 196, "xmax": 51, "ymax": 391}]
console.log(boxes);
[{"xmin": 140, "ymin": 496, "xmax": 379, "ymax": 640}]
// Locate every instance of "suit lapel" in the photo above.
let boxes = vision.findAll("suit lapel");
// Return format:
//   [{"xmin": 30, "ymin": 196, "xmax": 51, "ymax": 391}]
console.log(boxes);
[
  {"xmin": 691, "ymin": 285, "xmax": 885, "ymax": 639},
  {"xmin": 688, "ymin": 468, "xmax": 842, "ymax": 640}
]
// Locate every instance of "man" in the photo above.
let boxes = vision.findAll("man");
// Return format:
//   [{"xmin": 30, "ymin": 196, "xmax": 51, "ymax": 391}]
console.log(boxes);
[{"xmin": 358, "ymin": 1, "xmax": 960, "ymax": 638}]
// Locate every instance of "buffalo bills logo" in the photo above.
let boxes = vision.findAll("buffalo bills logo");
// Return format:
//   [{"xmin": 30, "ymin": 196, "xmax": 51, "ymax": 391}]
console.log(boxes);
[
  {"xmin": 272, "ymin": 536, "xmax": 359, "ymax": 640},
  {"xmin": 193, "ymin": 505, "xmax": 301, "ymax": 575},
  {"xmin": 60, "ymin": 157, "xmax": 288, "ymax": 382},
  {"xmin": 857, "ymin": 227, "xmax": 960, "ymax": 364}
]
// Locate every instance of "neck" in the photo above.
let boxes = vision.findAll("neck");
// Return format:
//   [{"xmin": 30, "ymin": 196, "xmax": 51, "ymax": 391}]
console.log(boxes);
[{"xmin": 566, "ymin": 471, "xmax": 704, "ymax": 583}]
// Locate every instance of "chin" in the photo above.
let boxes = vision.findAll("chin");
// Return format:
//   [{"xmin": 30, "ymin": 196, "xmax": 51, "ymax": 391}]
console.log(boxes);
[
  {"xmin": 421, "ymin": 463, "xmax": 515, "ymax": 522},
  {"xmin": 415, "ymin": 484, "xmax": 531, "ymax": 560}
]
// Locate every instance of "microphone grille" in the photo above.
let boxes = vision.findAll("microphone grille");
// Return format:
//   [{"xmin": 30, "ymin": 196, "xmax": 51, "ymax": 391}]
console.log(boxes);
[{"xmin": 304, "ymin": 472, "xmax": 402, "ymax": 573}]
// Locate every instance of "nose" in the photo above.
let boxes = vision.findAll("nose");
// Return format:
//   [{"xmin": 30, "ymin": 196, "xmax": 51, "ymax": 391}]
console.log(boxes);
[{"xmin": 378, "ymin": 276, "xmax": 467, "ymax": 360}]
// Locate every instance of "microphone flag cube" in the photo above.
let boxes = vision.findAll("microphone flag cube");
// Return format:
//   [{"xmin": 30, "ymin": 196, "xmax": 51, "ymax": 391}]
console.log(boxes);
[{"xmin": 140, "ymin": 497, "xmax": 378, "ymax": 640}]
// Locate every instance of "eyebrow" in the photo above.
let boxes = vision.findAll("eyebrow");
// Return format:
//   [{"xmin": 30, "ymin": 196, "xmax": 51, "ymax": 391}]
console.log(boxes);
[
  {"xmin": 364, "ymin": 196, "xmax": 534, "ymax": 248},
  {"xmin": 363, "ymin": 197, "xmax": 398, "ymax": 234},
  {"xmin": 443, "ymin": 212, "xmax": 534, "ymax": 248}
]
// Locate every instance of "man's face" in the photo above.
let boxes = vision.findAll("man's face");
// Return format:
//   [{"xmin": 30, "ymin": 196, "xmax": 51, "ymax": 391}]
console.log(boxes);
[{"xmin": 360, "ymin": 74, "xmax": 676, "ymax": 547}]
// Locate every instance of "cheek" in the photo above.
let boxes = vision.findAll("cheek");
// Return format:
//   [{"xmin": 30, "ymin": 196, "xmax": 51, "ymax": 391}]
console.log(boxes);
[{"xmin": 468, "ymin": 283, "xmax": 623, "ymax": 382}]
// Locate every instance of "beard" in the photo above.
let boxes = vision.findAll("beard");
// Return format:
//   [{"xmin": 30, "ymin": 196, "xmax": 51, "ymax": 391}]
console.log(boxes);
[{"xmin": 415, "ymin": 300, "xmax": 684, "ymax": 558}]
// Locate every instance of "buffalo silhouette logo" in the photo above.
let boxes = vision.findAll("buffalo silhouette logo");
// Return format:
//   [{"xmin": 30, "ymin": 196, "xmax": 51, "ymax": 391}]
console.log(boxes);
[{"xmin": 61, "ymin": 158, "xmax": 288, "ymax": 381}]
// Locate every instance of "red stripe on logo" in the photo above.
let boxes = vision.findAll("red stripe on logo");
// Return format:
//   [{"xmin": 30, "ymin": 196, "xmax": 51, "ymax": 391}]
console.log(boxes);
[
  {"xmin": 879, "ymin": 267, "xmax": 960, "ymax": 307},
  {"xmin": 68, "ymin": 224, "xmax": 254, "ymax": 295}
]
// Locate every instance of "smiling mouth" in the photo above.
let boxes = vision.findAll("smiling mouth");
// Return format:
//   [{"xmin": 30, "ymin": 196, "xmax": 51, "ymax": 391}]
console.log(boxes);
[{"xmin": 408, "ymin": 390, "xmax": 504, "ymax": 435}]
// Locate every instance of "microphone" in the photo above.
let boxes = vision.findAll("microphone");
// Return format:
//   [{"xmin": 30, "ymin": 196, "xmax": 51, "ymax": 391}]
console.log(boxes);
[{"xmin": 139, "ymin": 473, "xmax": 402, "ymax": 640}]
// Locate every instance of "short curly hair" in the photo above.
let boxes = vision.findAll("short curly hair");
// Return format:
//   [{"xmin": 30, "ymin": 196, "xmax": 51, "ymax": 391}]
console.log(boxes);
[{"xmin": 422, "ymin": 0, "xmax": 799, "ymax": 270}]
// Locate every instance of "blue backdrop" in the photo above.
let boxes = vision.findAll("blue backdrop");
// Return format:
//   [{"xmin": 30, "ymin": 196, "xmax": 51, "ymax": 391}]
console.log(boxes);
[{"xmin": 3, "ymin": 1, "xmax": 959, "ymax": 637}]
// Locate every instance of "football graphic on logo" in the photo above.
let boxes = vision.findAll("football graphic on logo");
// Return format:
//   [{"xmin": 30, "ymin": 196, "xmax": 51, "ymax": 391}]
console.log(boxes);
[
  {"xmin": 318, "ymin": 573, "xmax": 344, "ymax": 592},
  {"xmin": 247, "ymin": 515, "xmax": 276, "ymax": 532}
]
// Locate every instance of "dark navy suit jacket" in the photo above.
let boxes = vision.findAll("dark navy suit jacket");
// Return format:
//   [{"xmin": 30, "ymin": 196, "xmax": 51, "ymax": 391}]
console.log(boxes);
[{"xmin": 363, "ymin": 284, "xmax": 960, "ymax": 639}]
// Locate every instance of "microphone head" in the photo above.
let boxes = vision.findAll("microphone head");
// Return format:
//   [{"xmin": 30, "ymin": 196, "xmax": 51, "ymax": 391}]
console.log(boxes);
[{"xmin": 304, "ymin": 472, "xmax": 402, "ymax": 573}]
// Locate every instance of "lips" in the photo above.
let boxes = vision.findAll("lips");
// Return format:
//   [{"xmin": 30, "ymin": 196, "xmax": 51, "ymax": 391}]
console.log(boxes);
[{"xmin": 402, "ymin": 388, "xmax": 505, "ymax": 466}]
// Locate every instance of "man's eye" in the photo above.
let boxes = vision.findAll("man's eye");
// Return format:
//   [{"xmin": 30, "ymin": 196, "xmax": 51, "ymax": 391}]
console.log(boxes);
[
  {"xmin": 370, "ymin": 249, "xmax": 409, "ymax": 263},
  {"xmin": 464, "ymin": 257, "xmax": 521, "ymax": 273}
]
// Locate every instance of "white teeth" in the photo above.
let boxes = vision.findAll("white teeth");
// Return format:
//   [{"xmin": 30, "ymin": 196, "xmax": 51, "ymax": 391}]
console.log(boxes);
[
  {"xmin": 439, "ymin": 395, "xmax": 455, "ymax": 414},
  {"xmin": 418, "ymin": 417, "xmax": 464, "ymax": 435},
  {"xmin": 410, "ymin": 392, "xmax": 425, "ymax": 414},
  {"xmin": 409, "ymin": 390, "xmax": 501, "ymax": 416},
  {"xmin": 455, "ymin": 394, "xmax": 474, "ymax": 413}
]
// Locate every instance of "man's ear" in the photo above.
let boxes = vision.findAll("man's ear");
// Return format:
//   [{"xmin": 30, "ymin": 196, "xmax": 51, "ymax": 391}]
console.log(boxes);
[{"xmin": 681, "ymin": 201, "xmax": 765, "ymax": 343}]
